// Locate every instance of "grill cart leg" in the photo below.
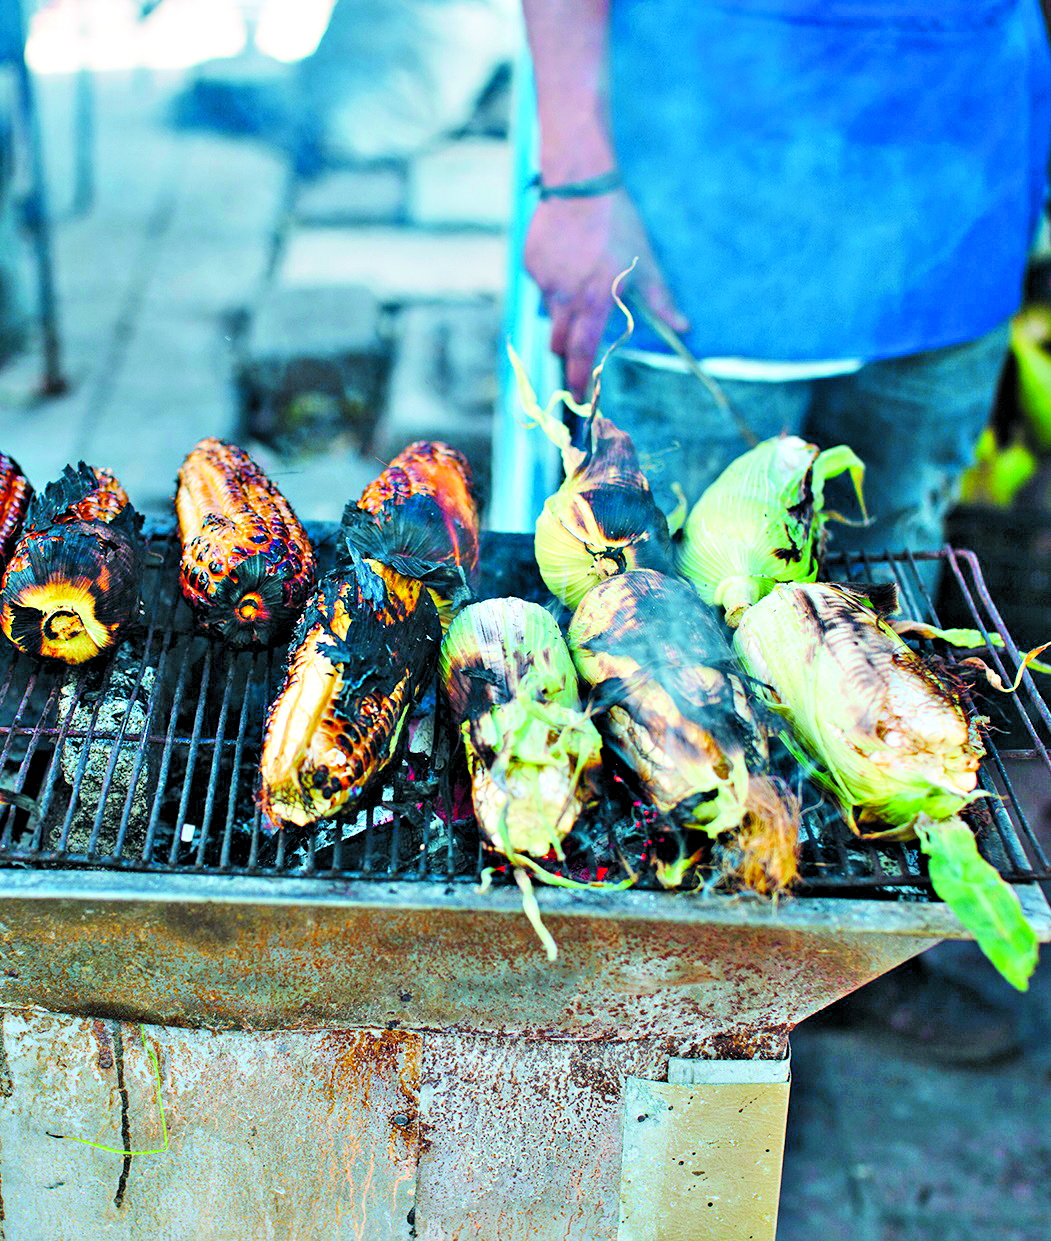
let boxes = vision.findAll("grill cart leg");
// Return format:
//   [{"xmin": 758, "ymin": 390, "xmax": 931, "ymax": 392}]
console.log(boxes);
[{"xmin": 620, "ymin": 1057, "xmax": 791, "ymax": 1241}]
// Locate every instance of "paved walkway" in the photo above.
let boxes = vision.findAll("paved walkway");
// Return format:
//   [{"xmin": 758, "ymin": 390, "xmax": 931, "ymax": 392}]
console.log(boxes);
[{"xmin": 1, "ymin": 63, "xmax": 1049, "ymax": 1241}]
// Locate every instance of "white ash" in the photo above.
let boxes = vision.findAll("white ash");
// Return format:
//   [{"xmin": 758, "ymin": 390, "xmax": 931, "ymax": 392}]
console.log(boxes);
[{"xmin": 56, "ymin": 645, "xmax": 156, "ymax": 851}]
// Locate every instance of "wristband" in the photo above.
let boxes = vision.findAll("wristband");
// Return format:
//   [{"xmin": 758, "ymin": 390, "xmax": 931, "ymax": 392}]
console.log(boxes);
[{"xmin": 533, "ymin": 169, "xmax": 622, "ymax": 201}]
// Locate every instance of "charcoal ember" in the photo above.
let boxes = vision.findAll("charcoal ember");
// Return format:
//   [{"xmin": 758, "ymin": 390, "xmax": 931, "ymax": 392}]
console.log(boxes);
[{"xmin": 54, "ymin": 642, "xmax": 157, "ymax": 853}]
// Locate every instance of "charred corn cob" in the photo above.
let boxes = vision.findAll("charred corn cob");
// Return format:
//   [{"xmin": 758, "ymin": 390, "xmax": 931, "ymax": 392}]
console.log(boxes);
[
  {"xmin": 676, "ymin": 435, "xmax": 866, "ymax": 626},
  {"xmin": 176, "ymin": 438, "xmax": 316, "ymax": 646},
  {"xmin": 568, "ymin": 570, "xmax": 799, "ymax": 893},
  {"xmin": 341, "ymin": 440, "xmax": 479, "ymax": 627},
  {"xmin": 259, "ymin": 550, "xmax": 441, "ymax": 828},
  {"xmin": 0, "ymin": 453, "xmax": 33, "ymax": 564},
  {"xmin": 0, "ymin": 463, "xmax": 142, "ymax": 665},
  {"xmin": 440, "ymin": 597, "xmax": 602, "ymax": 859},
  {"xmin": 733, "ymin": 581, "xmax": 1038, "ymax": 988},
  {"xmin": 508, "ymin": 347, "xmax": 674, "ymax": 610}
]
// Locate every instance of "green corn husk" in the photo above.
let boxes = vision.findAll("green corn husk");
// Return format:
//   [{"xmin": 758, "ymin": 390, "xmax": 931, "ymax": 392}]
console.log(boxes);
[
  {"xmin": 676, "ymin": 435, "xmax": 866, "ymax": 626},
  {"xmin": 568, "ymin": 570, "xmax": 800, "ymax": 894},
  {"xmin": 733, "ymin": 581, "xmax": 1038, "ymax": 989},
  {"xmin": 440, "ymin": 597, "xmax": 603, "ymax": 861},
  {"xmin": 507, "ymin": 345, "xmax": 674, "ymax": 611}
]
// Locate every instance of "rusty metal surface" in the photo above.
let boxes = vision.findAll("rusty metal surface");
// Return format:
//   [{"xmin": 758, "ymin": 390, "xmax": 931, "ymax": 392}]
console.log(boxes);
[
  {"xmin": 0, "ymin": 871, "xmax": 966, "ymax": 1038},
  {"xmin": 414, "ymin": 1034, "xmax": 673, "ymax": 1241},
  {"xmin": 0, "ymin": 1011, "xmax": 419, "ymax": 1240}
]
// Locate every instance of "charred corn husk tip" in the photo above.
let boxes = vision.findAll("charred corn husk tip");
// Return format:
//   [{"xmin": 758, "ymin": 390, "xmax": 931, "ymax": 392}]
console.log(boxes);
[
  {"xmin": 0, "ymin": 463, "xmax": 142, "ymax": 665},
  {"xmin": 343, "ymin": 439, "xmax": 480, "ymax": 629},
  {"xmin": 508, "ymin": 344, "xmax": 673, "ymax": 610},
  {"xmin": 176, "ymin": 437, "xmax": 315, "ymax": 647}
]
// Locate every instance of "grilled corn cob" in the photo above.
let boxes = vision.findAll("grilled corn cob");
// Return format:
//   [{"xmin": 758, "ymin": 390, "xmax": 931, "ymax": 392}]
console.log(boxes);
[
  {"xmin": 440, "ymin": 597, "xmax": 602, "ymax": 859},
  {"xmin": 0, "ymin": 453, "xmax": 32, "ymax": 564},
  {"xmin": 733, "ymin": 581, "xmax": 1038, "ymax": 988},
  {"xmin": 676, "ymin": 435, "xmax": 866, "ymax": 626},
  {"xmin": 508, "ymin": 347, "xmax": 674, "ymax": 610},
  {"xmin": 568, "ymin": 570, "xmax": 799, "ymax": 893},
  {"xmin": 260, "ymin": 550, "xmax": 441, "ymax": 828},
  {"xmin": 0, "ymin": 463, "xmax": 142, "ymax": 664},
  {"xmin": 341, "ymin": 440, "xmax": 479, "ymax": 627},
  {"xmin": 176, "ymin": 437, "xmax": 315, "ymax": 646}
]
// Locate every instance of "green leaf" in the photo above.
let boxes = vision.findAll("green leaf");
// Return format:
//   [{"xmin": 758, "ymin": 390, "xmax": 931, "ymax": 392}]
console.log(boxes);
[
  {"xmin": 1011, "ymin": 307, "xmax": 1051, "ymax": 452},
  {"xmin": 915, "ymin": 816, "xmax": 1039, "ymax": 992}
]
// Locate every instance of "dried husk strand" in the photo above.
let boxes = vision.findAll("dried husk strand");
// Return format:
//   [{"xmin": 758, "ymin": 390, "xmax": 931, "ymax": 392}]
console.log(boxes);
[
  {"xmin": 568, "ymin": 570, "xmax": 800, "ymax": 895},
  {"xmin": 0, "ymin": 463, "xmax": 143, "ymax": 665},
  {"xmin": 732, "ymin": 580, "xmax": 1038, "ymax": 989},
  {"xmin": 676, "ymin": 434, "xmax": 867, "ymax": 627}
]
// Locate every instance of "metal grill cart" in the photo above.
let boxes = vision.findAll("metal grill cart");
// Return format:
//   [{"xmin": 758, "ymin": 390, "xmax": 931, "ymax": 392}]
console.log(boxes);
[{"xmin": 0, "ymin": 528, "xmax": 1048, "ymax": 1239}]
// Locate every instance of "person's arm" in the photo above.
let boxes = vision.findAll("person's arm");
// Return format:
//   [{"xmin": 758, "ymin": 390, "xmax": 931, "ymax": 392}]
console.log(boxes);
[{"xmin": 521, "ymin": 0, "xmax": 688, "ymax": 398}]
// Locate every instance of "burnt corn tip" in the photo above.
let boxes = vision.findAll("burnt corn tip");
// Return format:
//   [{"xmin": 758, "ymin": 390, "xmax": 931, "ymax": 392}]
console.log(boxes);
[{"xmin": 176, "ymin": 437, "xmax": 316, "ymax": 647}]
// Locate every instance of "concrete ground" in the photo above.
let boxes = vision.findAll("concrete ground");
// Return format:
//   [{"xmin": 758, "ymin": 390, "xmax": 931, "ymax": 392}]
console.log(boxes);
[{"xmin": 1, "ymin": 63, "xmax": 1050, "ymax": 1241}]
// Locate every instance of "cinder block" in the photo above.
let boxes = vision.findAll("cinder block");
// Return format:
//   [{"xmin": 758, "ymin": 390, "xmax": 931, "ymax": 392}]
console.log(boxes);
[
  {"xmin": 407, "ymin": 139, "xmax": 511, "ymax": 228},
  {"xmin": 374, "ymin": 301, "xmax": 500, "ymax": 507},
  {"xmin": 277, "ymin": 226, "xmax": 507, "ymax": 299},
  {"xmin": 236, "ymin": 283, "xmax": 392, "ymax": 454},
  {"xmin": 294, "ymin": 166, "xmax": 408, "ymax": 226}
]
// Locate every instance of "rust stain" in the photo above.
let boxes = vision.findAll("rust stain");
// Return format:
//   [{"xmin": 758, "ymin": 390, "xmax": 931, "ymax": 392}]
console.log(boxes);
[
  {"xmin": 0, "ymin": 1024, "xmax": 12, "ymax": 1098},
  {"xmin": 91, "ymin": 1019, "xmax": 114, "ymax": 1071},
  {"xmin": 697, "ymin": 1025, "xmax": 791, "ymax": 1060}
]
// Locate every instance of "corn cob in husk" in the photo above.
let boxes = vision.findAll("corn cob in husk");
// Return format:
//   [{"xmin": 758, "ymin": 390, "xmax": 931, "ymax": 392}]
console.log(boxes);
[
  {"xmin": 568, "ymin": 570, "xmax": 800, "ymax": 894},
  {"xmin": 507, "ymin": 347, "xmax": 674, "ymax": 611},
  {"xmin": 0, "ymin": 463, "xmax": 142, "ymax": 665},
  {"xmin": 440, "ymin": 597, "xmax": 602, "ymax": 860},
  {"xmin": 676, "ymin": 435, "xmax": 866, "ymax": 626},
  {"xmin": 176, "ymin": 437, "xmax": 315, "ymax": 646},
  {"xmin": 259, "ymin": 550, "xmax": 441, "ymax": 829},
  {"xmin": 0, "ymin": 453, "xmax": 33, "ymax": 564},
  {"xmin": 733, "ymin": 581, "xmax": 1038, "ymax": 988},
  {"xmin": 341, "ymin": 440, "xmax": 479, "ymax": 628}
]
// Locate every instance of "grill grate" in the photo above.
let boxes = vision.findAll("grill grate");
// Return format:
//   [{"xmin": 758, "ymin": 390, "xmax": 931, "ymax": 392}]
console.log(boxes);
[{"xmin": 0, "ymin": 525, "xmax": 1047, "ymax": 898}]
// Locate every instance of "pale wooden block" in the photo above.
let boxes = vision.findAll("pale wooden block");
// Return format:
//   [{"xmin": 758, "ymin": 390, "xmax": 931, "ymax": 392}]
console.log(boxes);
[{"xmin": 620, "ymin": 1066, "xmax": 791, "ymax": 1241}]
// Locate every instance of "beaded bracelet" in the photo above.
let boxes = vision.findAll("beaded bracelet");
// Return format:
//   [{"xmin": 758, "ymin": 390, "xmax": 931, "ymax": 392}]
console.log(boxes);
[{"xmin": 532, "ymin": 169, "xmax": 623, "ymax": 201}]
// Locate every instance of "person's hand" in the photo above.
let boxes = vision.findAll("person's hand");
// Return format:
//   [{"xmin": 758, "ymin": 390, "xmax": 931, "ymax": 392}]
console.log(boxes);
[{"xmin": 524, "ymin": 188, "xmax": 689, "ymax": 400}]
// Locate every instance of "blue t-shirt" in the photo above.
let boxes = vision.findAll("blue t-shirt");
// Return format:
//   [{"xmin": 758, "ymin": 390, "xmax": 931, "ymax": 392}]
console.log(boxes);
[{"xmin": 608, "ymin": 0, "xmax": 1051, "ymax": 360}]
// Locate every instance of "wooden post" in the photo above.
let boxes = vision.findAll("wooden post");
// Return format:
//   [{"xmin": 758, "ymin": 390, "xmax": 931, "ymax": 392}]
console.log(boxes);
[{"xmin": 620, "ymin": 1056, "xmax": 791, "ymax": 1241}]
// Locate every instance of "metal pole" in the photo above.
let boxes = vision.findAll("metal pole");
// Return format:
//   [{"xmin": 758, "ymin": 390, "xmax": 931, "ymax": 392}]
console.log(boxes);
[
  {"xmin": 11, "ymin": 0, "xmax": 66, "ymax": 395},
  {"xmin": 489, "ymin": 40, "xmax": 559, "ymax": 533}
]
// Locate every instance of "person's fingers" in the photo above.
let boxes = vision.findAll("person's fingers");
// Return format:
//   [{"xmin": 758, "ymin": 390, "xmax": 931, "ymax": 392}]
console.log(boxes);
[
  {"xmin": 564, "ymin": 299, "xmax": 609, "ymax": 400},
  {"xmin": 548, "ymin": 299, "xmax": 574, "ymax": 361}
]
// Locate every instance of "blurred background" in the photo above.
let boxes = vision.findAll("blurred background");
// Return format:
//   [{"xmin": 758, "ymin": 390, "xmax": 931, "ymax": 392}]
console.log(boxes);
[
  {"xmin": 0, "ymin": 0, "xmax": 524, "ymax": 525},
  {"xmin": 1, "ymin": 4, "xmax": 1050, "ymax": 1239}
]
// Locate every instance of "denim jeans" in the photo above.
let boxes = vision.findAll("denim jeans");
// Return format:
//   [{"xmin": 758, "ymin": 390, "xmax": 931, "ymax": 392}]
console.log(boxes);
[{"xmin": 597, "ymin": 321, "xmax": 1011, "ymax": 595}]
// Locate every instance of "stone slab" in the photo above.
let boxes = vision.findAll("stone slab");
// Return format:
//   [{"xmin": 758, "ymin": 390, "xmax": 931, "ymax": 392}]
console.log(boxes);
[
  {"xmin": 277, "ymin": 226, "xmax": 507, "ymax": 299},
  {"xmin": 407, "ymin": 138, "xmax": 511, "ymax": 228},
  {"xmin": 294, "ymin": 166, "xmax": 407, "ymax": 226}
]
